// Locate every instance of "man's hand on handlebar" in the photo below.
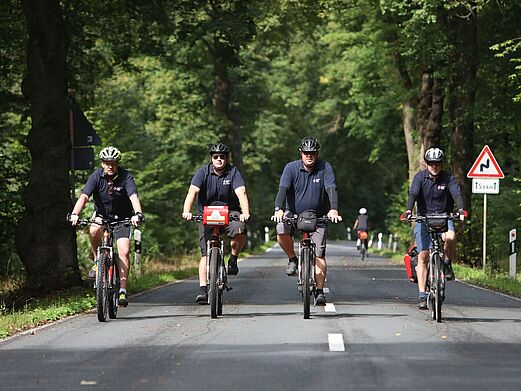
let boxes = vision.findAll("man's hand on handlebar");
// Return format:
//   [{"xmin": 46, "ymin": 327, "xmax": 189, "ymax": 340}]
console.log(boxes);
[
  {"xmin": 458, "ymin": 209, "xmax": 469, "ymax": 221},
  {"xmin": 400, "ymin": 210, "xmax": 412, "ymax": 221},
  {"xmin": 327, "ymin": 209, "xmax": 342, "ymax": 223},
  {"xmin": 68, "ymin": 213, "xmax": 79, "ymax": 226},
  {"xmin": 271, "ymin": 209, "xmax": 285, "ymax": 223},
  {"xmin": 182, "ymin": 211, "xmax": 193, "ymax": 221},
  {"xmin": 240, "ymin": 213, "xmax": 250, "ymax": 223}
]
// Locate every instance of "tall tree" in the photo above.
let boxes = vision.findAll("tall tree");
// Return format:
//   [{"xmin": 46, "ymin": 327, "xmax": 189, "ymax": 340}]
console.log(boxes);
[{"xmin": 16, "ymin": 0, "xmax": 80, "ymax": 292}]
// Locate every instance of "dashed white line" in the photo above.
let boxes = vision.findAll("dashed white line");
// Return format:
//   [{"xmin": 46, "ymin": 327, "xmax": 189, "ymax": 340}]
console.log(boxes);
[
  {"xmin": 325, "ymin": 303, "xmax": 336, "ymax": 313},
  {"xmin": 323, "ymin": 287, "xmax": 330, "ymax": 293},
  {"xmin": 328, "ymin": 333, "xmax": 345, "ymax": 352}
]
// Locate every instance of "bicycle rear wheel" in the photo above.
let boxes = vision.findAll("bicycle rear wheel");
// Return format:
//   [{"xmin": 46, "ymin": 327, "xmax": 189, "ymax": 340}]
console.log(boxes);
[
  {"xmin": 96, "ymin": 253, "xmax": 109, "ymax": 322},
  {"xmin": 361, "ymin": 245, "xmax": 366, "ymax": 261},
  {"xmin": 108, "ymin": 262, "xmax": 119, "ymax": 319},
  {"xmin": 208, "ymin": 248, "xmax": 219, "ymax": 319},
  {"xmin": 302, "ymin": 247, "xmax": 311, "ymax": 319}
]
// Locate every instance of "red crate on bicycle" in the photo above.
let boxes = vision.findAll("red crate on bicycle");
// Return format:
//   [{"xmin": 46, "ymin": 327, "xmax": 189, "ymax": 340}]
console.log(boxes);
[{"xmin": 203, "ymin": 205, "xmax": 229, "ymax": 226}]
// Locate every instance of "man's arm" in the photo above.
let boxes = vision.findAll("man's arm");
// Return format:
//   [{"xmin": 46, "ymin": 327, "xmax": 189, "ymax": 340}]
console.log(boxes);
[
  {"xmin": 182, "ymin": 185, "xmax": 200, "ymax": 220},
  {"xmin": 234, "ymin": 186, "xmax": 250, "ymax": 222},
  {"xmin": 69, "ymin": 193, "xmax": 89, "ymax": 225}
]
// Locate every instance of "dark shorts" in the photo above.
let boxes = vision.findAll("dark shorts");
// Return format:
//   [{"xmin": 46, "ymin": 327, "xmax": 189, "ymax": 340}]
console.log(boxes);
[
  {"xmin": 276, "ymin": 214, "xmax": 328, "ymax": 258},
  {"xmin": 92, "ymin": 212, "xmax": 132, "ymax": 241},
  {"xmin": 414, "ymin": 220, "xmax": 455, "ymax": 252},
  {"xmin": 198, "ymin": 215, "xmax": 247, "ymax": 256}
]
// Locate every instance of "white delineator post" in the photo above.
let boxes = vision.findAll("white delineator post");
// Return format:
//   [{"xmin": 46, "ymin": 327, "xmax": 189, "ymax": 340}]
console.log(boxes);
[
  {"xmin": 377, "ymin": 233, "xmax": 383, "ymax": 250},
  {"xmin": 509, "ymin": 229, "xmax": 517, "ymax": 280},
  {"xmin": 264, "ymin": 226, "xmax": 270, "ymax": 243},
  {"xmin": 346, "ymin": 227, "xmax": 351, "ymax": 241}
]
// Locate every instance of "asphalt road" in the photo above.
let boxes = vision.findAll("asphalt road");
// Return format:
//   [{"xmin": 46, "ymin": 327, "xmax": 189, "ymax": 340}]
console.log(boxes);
[{"xmin": 2, "ymin": 241, "xmax": 521, "ymax": 391}]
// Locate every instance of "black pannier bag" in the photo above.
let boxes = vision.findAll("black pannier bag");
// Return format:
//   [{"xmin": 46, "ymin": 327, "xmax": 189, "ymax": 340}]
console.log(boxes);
[
  {"xmin": 426, "ymin": 214, "xmax": 448, "ymax": 233},
  {"xmin": 297, "ymin": 210, "xmax": 318, "ymax": 232}
]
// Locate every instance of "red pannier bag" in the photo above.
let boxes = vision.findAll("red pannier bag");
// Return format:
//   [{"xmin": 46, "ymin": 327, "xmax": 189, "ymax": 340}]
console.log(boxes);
[
  {"xmin": 403, "ymin": 243, "xmax": 419, "ymax": 283},
  {"xmin": 202, "ymin": 205, "xmax": 229, "ymax": 226}
]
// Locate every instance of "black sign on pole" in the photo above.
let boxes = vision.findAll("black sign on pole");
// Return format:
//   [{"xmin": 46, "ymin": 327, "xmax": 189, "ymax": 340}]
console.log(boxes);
[
  {"xmin": 73, "ymin": 147, "xmax": 95, "ymax": 170},
  {"xmin": 72, "ymin": 99, "xmax": 101, "ymax": 147}
]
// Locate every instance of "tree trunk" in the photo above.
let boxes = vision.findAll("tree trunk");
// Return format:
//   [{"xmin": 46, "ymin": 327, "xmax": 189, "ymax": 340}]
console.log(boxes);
[
  {"xmin": 211, "ymin": 40, "xmax": 244, "ymax": 174},
  {"xmin": 402, "ymin": 101, "xmax": 418, "ymax": 183},
  {"xmin": 447, "ymin": 4, "xmax": 477, "ymax": 265},
  {"xmin": 16, "ymin": 0, "xmax": 80, "ymax": 293}
]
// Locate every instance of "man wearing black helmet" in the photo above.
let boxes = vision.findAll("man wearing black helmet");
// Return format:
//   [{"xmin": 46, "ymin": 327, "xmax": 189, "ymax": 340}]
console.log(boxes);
[
  {"xmin": 402, "ymin": 147, "xmax": 466, "ymax": 310},
  {"xmin": 272, "ymin": 137, "xmax": 342, "ymax": 306},
  {"xmin": 182, "ymin": 142, "xmax": 250, "ymax": 304},
  {"xmin": 69, "ymin": 146, "xmax": 144, "ymax": 307}
]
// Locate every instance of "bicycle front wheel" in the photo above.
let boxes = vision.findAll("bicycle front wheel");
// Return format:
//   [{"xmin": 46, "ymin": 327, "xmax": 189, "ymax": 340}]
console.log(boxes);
[
  {"xmin": 108, "ymin": 263, "xmax": 119, "ymax": 319},
  {"xmin": 208, "ymin": 248, "xmax": 220, "ymax": 319},
  {"xmin": 434, "ymin": 253, "xmax": 443, "ymax": 322},
  {"xmin": 302, "ymin": 247, "xmax": 311, "ymax": 319},
  {"xmin": 96, "ymin": 253, "xmax": 109, "ymax": 322}
]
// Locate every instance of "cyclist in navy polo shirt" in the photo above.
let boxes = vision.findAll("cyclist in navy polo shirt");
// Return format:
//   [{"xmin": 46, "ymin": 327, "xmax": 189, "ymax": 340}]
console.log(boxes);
[
  {"xmin": 403, "ymin": 147, "xmax": 466, "ymax": 310},
  {"xmin": 272, "ymin": 137, "xmax": 342, "ymax": 306},
  {"xmin": 182, "ymin": 142, "xmax": 250, "ymax": 304},
  {"xmin": 69, "ymin": 146, "xmax": 144, "ymax": 307}
]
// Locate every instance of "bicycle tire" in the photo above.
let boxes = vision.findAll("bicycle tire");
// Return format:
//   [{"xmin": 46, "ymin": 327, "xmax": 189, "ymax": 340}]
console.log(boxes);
[
  {"xmin": 108, "ymin": 263, "xmax": 119, "ymax": 319},
  {"xmin": 361, "ymin": 245, "xmax": 366, "ymax": 261},
  {"xmin": 209, "ymin": 248, "xmax": 219, "ymax": 319},
  {"xmin": 96, "ymin": 253, "xmax": 108, "ymax": 322},
  {"xmin": 434, "ymin": 253, "xmax": 443, "ymax": 322},
  {"xmin": 302, "ymin": 246, "xmax": 311, "ymax": 319},
  {"xmin": 428, "ymin": 255, "xmax": 436, "ymax": 321}
]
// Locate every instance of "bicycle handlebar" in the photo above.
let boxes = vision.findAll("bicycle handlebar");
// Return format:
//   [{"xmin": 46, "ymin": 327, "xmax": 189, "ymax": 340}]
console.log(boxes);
[
  {"xmin": 66, "ymin": 213, "xmax": 132, "ymax": 228},
  {"xmin": 280, "ymin": 215, "xmax": 332, "ymax": 224},
  {"xmin": 400, "ymin": 211, "xmax": 461, "ymax": 223},
  {"xmin": 189, "ymin": 214, "xmax": 242, "ymax": 223}
]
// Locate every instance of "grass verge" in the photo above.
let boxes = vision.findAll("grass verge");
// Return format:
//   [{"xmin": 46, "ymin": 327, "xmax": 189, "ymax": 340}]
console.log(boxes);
[{"xmin": 372, "ymin": 248, "xmax": 521, "ymax": 298}]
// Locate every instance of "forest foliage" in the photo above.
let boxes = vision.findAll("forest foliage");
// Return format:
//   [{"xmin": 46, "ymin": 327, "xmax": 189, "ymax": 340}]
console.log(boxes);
[{"xmin": 1, "ymin": 0, "xmax": 520, "ymax": 291}]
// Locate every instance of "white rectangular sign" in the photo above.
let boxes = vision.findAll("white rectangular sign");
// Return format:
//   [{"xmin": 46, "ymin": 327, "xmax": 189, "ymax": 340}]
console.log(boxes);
[{"xmin": 472, "ymin": 178, "xmax": 499, "ymax": 194}]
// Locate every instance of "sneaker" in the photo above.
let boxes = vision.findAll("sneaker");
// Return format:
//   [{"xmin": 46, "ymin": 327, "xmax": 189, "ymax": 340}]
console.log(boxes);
[
  {"xmin": 286, "ymin": 260, "xmax": 297, "ymax": 276},
  {"xmin": 356, "ymin": 245, "xmax": 360, "ymax": 250},
  {"xmin": 88, "ymin": 263, "xmax": 97, "ymax": 279},
  {"xmin": 118, "ymin": 292, "xmax": 128, "ymax": 307},
  {"xmin": 443, "ymin": 261, "xmax": 455, "ymax": 280},
  {"xmin": 417, "ymin": 297, "xmax": 428, "ymax": 310},
  {"xmin": 195, "ymin": 292, "xmax": 208, "ymax": 305},
  {"xmin": 315, "ymin": 292, "xmax": 326, "ymax": 306},
  {"xmin": 227, "ymin": 259, "xmax": 239, "ymax": 276}
]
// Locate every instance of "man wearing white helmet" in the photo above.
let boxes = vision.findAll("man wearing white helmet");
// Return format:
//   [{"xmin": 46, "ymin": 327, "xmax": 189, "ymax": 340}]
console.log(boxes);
[
  {"xmin": 69, "ymin": 146, "xmax": 144, "ymax": 307},
  {"xmin": 403, "ymin": 147, "xmax": 466, "ymax": 310},
  {"xmin": 353, "ymin": 207, "xmax": 371, "ymax": 254}
]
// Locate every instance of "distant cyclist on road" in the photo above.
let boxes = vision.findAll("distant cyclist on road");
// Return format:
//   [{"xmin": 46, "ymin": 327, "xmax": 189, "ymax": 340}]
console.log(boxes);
[
  {"xmin": 353, "ymin": 207, "xmax": 371, "ymax": 254},
  {"xmin": 182, "ymin": 142, "xmax": 250, "ymax": 304},
  {"xmin": 272, "ymin": 137, "xmax": 342, "ymax": 306},
  {"xmin": 69, "ymin": 146, "xmax": 144, "ymax": 307},
  {"xmin": 402, "ymin": 147, "xmax": 466, "ymax": 310}
]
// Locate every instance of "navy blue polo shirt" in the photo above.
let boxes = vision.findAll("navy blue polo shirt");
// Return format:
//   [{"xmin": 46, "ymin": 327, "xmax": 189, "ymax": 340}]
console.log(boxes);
[
  {"xmin": 407, "ymin": 170, "xmax": 463, "ymax": 215},
  {"xmin": 356, "ymin": 215, "xmax": 370, "ymax": 230},
  {"xmin": 279, "ymin": 160, "xmax": 337, "ymax": 216},
  {"xmin": 191, "ymin": 163, "xmax": 245, "ymax": 213},
  {"xmin": 82, "ymin": 167, "xmax": 138, "ymax": 220}
]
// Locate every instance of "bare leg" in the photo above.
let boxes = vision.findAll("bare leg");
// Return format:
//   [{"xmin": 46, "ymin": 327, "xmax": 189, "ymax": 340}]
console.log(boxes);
[
  {"xmin": 230, "ymin": 234, "xmax": 246, "ymax": 256},
  {"xmin": 417, "ymin": 250, "xmax": 429, "ymax": 294},
  {"xmin": 315, "ymin": 256, "xmax": 327, "ymax": 289},
  {"xmin": 199, "ymin": 256, "xmax": 207, "ymax": 286},
  {"xmin": 88, "ymin": 225, "xmax": 102, "ymax": 260},
  {"xmin": 444, "ymin": 230, "xmax": 456, "ymax": 261},
  {"xmin": 277, "ymin": 233, "xmax": 296, "ymax": 258},
  {"xmin": 116, "ymin": 238, "xmax": 131, "ymax": 290}
]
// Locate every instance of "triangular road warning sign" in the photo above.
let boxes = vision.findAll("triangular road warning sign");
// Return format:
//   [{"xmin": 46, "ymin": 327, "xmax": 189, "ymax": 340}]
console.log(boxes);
[{"xmin": 467, "ymin": 145, "xmax": 504, "ymax": 178}]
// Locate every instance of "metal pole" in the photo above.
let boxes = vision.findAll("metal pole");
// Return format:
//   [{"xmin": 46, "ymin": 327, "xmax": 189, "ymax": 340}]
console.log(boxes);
[
  {"xmin": 509, "ymin": 229, "xmax": 517, "ymax": 280},
  {"xmin": 483, "ymin": 193, "xmax": 487, "ymax": 270}
]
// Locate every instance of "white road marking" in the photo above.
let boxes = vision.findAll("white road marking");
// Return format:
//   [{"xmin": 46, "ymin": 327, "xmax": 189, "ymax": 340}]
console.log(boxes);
[
  {"xmin": 325, "ymin": 303, "xmax": 336, "ymax": 313},
  {"xmin": 323, "ymin": 287, "xmax": 329, "ymax": 293},
  {"xmin": 328, "ymin": 333, "xmax": 345, "ymax": 352}
]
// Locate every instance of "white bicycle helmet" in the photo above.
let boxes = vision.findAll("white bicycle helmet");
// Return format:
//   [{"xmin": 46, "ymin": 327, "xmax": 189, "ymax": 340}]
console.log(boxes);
[
  {"xmin": 99, "ymin": 146, "xmax": 121, "ymax": 161},
  {"xmin": 359, "ymin": 208, "xmax": 367, "ymax": 215},
  {"xmin": 424, "ymin": 147, "xmax": 444, "ymax": 163}
]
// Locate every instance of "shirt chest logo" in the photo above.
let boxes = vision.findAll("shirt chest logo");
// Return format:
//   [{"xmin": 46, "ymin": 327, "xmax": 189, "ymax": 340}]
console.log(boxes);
[
  {"xmin": 437, "ymin": 184, "xmax": 447, "ymax": 190},
  {"xmin": 312, "ymin": 178, "xmax": 321, "ymax": 183},
  {"xmin": 223, "ymin": 179, "xmax": 231, "ymax": 185}
]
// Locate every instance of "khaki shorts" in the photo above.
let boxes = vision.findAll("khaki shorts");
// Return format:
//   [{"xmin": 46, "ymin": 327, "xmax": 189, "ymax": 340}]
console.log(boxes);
[{"xmin": 276, "ymin": 218, "xmax": 328, "ymax": 258}]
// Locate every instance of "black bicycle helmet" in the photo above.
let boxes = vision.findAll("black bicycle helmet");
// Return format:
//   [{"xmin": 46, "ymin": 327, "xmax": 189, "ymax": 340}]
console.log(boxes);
[
  {"xmin": 299, "ymin": 137, "xmax": 320, "ymax": 152},
  {"xmin": 424, "ymin": 147, "xmax": 444, "ymax": 163},
  {"xmin": 209, "ymin": 142, "xmax": 230, "ymax": 155}
]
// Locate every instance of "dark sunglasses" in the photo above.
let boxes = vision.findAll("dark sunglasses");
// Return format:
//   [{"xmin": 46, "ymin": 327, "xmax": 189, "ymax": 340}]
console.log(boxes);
[{"xmin": 211, "ymin": 154, "xmax": 227, "ymax": 160}]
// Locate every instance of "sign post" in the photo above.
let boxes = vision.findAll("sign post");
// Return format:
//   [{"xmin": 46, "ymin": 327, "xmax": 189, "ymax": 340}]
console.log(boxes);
[
  {"xmin": 467, "ymin": 145, "xmax": 505, "ymax": 270},
  {"xmin": 510, "ymin": 229, "xmax": 517, "ymax": 280}
]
